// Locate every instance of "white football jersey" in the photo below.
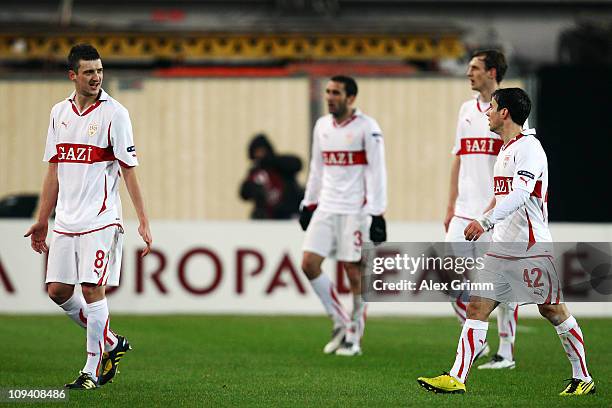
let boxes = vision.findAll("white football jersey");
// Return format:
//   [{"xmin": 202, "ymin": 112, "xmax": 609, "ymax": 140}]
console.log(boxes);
[
  {"xmin": 491, "ymin": 133, "xmax": 551, "ymax": 247},
  {"xmin": 452, "ymin": 96, "xmax": 530, "ymax": 219},
  {"xmin": 43, "ymin": 89, "xmax": 138, "ymax": 234},
  {"xmin": 303, "ymin": 109, "xmax": 387, "ymax": 215}
]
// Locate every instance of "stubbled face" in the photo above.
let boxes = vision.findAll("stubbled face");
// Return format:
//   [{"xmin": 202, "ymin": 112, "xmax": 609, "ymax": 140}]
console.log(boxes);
[
  {"xmin": 325, "ymin": 80, "xmax": 354, "ymax": 118},
  {"xmin": 467, "ymin": 56, "xmax": 495, "ymax": 92},
  {"xmin": 487, "ymin": 98, "xmax": 505, "ymax": 134},
  {"xmin": 70, "ymin": 59, "xmax": 103, "ymax": 98}
]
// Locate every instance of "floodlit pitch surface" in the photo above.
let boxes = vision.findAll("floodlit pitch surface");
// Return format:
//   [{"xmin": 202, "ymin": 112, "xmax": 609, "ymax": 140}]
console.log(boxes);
[{"xmin": 1, "ymin": 315, "xmax": 609, "ymax": 407}]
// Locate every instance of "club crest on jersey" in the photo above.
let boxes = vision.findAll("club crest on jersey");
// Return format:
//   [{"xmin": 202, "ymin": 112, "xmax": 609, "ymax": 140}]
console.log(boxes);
[
  {"xmin": 503, "ymin": 155, "xmax": 511, "ymax": 167},
  {"xmin": 87, "ymin": 123, "xmax": 99, "ymax": 137}
]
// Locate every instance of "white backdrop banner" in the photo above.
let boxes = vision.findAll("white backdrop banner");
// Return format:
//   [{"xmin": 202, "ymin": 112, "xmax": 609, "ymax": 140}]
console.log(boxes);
[{"xmin": 1, "ymin": 220, "xmax": 611, "ymax": 316}]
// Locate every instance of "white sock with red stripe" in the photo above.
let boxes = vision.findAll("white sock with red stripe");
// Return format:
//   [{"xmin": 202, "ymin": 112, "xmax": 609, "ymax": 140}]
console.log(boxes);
[
  {"xmin": 59, "ymin": 292, "xmax": 118, "ymax": 352},
  {"xmin": 555, "ymin": 315, "xmax": 592, "ymax": 381},
  {"xmin": 309, "ymin": 274, "xmax": 349, "ymax": 328},
  {"xmin": 59, "ymin": 291, "xmax": 88, "ymax": 329},
  {"xmin": 82, "ymin": 299, "xmax": 109, "ymax": 381},
  {"xmin": 450, "ymin": 319, "xmax": 489, "ymax": 383},
  {"xmin": 496, "ymin": 303, "xmax": 518, "ymax": 361}
]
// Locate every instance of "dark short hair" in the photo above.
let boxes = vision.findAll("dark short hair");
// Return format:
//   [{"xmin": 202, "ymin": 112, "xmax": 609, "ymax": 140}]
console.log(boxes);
[
  {"xmin": 330, "ymin": 75, "xmax": 358, "ymax": 97},
  {"xmin": 472, "ymin": 49, "xmax": 507, "ymax": 83},
  {"xmin": 67, "ymin": 44, "xmax": 101, "ymax": 73},
  {"xmin": 492, "ymin": 88, "xmax": 531, "ymax": 126}
]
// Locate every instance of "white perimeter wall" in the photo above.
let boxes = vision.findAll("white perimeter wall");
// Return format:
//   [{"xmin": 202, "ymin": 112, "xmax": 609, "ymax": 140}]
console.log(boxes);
[{"xmin": 1, "ymin": 220, "xmax": 611, "ymax": 317}]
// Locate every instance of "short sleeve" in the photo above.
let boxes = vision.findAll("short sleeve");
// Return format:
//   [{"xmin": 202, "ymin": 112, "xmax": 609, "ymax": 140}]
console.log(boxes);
[
  {"xmin": 451, "ymin": 105, "xmax": 464, "ymax": 155},
  {"xmin": 110, "ymin": 108, "xmax": 139, "ymax": 168},
  {"xmin": 512, "ymin": 140, "xmax": 545, "ymax": 194},
  {"xmin": 43, "ymin": 110, "xmax": 57, "ymax": 162}
]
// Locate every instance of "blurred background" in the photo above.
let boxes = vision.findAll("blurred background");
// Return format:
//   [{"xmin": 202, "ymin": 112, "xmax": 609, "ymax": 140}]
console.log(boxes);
[{"xmin": 0, "ymin": 0, "xmax": 611, "ymax": 315}]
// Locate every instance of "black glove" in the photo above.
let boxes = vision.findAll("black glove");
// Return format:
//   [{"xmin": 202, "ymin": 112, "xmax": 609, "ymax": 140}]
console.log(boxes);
[
  {"xmin": 299, "ymin": 205, "xmax": 317, "ymax": 231},
  {"xmin": 370, "ymin": 215, "xmax": 387, "ymax": 244}
]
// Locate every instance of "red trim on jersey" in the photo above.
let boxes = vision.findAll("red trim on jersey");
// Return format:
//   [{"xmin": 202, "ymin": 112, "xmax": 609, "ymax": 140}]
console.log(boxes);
[
  {"xmin": 118, "ymin": 160, "xmax": 135, "ymax": 168},
  {"xmin": 70, "ymin": 99, "xmax": 102, "ymax": 117},
  {"xmin": 107, "ymin": 121, "xmax": 112, "ymax": 146},
  {"xmin": 53, "ymin": 223, "xmax": 122, "ymax": 236},
  {"xmin": 454, "ymin": 214, "xmax": 474, "ymax": 222},
  {"xmin": 97, "ymin": 176, "xmax": 108, "ymax": 216},
  {"xmin": 525, "ymin": 209, "xmax": 536, "ymax": 250},
  {"xmin": 54, "ymin": 143, "xmax": 116, "ymax": 164},
  {"xmin": 531, "ymin": 181, "xmax": 543, "ymax": 198},
  {"xmin": 332, "ymin": 114, "xmax": 357, "ymax": 128},
  {"xmin": 485, "ymin": 253, "xmax": 553, "ymax": 261},
  {"xmin": 455, "ymin": 297, "xmax": 467, "ymax": 311},
  {"xmin": 501, "ymin": 134, "xmax": 525, "ymax": 151},
  {"xmin": 322, "ymin": 150, "xmax": 367, "ymax": 166},
  {"xmin": 566, "ymin": 338, "xmax": 588, "ymax": 378},
  {"xmin": 476, "ymin": 98, "xmax": 490, "ymax": 113},
  {"xmin": 456, "ymin": 138, "xmax": 503, "ymax": 156}
]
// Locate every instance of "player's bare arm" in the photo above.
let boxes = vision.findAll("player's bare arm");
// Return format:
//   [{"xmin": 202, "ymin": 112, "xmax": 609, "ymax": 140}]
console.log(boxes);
[
  {"xmin": 444, "ymin": 155, "xmax": 460, "ymax": 232},
  {"xmin": 121, "ymin": 166, "xmax": 152, "ymax": 257},
  {"xmin": 24, "ymin": 163, "xmax": 58, "ymax": 253}
]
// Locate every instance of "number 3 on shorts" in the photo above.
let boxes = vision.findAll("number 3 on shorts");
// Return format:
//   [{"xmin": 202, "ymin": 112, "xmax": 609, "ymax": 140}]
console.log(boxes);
[
  {"xmin": 354, "ymin": 231, "xmax": 362, "ymax": 248},
  {"xmin": 94, "ymin": 250, "xmax": 105, "ymax": 269}
]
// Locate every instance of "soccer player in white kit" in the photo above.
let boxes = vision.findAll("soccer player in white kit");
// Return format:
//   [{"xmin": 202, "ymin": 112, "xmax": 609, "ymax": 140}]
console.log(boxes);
[
  {"xmin": 299, "ymin": 76, "xmax": 387, "ymax": 357},
  {"xmin": 25, "ymin": 44, "xmax": 152, "ymax": 389},
  {"xmin": 419, "ymin": 88, "xmax": 595, "ymax": 396},
  {"xmin": 445, "ymin": 50, "xmax": 521, "ymax": 369}
]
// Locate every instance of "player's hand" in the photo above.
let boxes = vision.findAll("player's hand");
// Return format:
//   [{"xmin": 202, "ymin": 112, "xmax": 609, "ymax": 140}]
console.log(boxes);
[
  {"xmin": 24, "ymin": 221, "xmax": 49, "ymax": 254},
  {"xmin": 464, "ymin": 220, "xmax": 484, "ymax": 241},
  {"xmin": 370, "ymin": 215, "xmax": 387, "ymax": 245},
  {"xmin": 444, "ymin": 207, "xmax": 454, "ymax": 233},
  {"xmin": 138, "ymin": 221, "xmax": 153, "ymax": 257},
  {"xmin": 299, "ymin": 204, "xmax": 317, "ymax": 231}
]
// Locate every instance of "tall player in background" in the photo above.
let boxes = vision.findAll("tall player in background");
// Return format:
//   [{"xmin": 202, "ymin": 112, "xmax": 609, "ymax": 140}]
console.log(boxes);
[
  {"xmin": 299, "ymin": 76, "xmax": 387, "ymax": 357},
  {"xmin": 445, "ymin": 50, "xmax": 523, "ymax": 369},
  {"xmin": 419, "ymin": 88, "xmax": 595, "ymax": 396},
  {"xmin": 25, "ymin": 44, "xmax": 152, "ymax": 389}
]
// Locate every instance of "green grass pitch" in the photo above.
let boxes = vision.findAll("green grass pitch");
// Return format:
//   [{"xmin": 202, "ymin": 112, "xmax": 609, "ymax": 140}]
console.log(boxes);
[{"xmin": 1, "ymin": 315, "xmax": 609, "ymax": 407}]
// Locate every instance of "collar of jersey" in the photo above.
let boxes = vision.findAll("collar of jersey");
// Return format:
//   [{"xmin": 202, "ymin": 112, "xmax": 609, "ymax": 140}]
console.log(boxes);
[
  {"xmin": 475, "ymin": 95, "xmax": 491, "ymax": 113},
  {"xmin": 67, "ymin": 89, "xmax": 108, "ymax": 116},
  {"xmin": 501, "ymin": 133, "xmax": 528, "ymax": 151},
  {"xmin": 332, "ymin": 108, "xmax": 362, "ymax": 127}
]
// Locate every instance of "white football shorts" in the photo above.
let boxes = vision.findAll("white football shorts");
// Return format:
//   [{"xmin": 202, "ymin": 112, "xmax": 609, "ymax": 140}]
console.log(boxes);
[
  {"xmin": 302, "ymin": 209, "xmax": 369, "ymax": 262},
  {"xmin": 471, "ymin": 253, "xmax": 563, "ymax": 305},
  {"xmin": 45, "ymin": 225, "xmax": 124, "ymax": 287}
]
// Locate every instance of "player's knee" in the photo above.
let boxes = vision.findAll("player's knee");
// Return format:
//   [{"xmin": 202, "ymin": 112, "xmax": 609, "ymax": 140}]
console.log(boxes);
[
  {"xmin": 301, "ymin": 253, "xmax": 321, "ymax": 279},
  {"xmin": 538, "ymin": 304, "xmax": 568, "ymax": 325},
  {"xmin": 47, "ymin": 283, "xmax": 73, "ymax": 305},
  {"xmin": 343, "ymin": 263, "xmax": 360, "ymax": 283},
  {"xmin": 466, "ymin": 301, "xmax": 487, "ymax": 321}
]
